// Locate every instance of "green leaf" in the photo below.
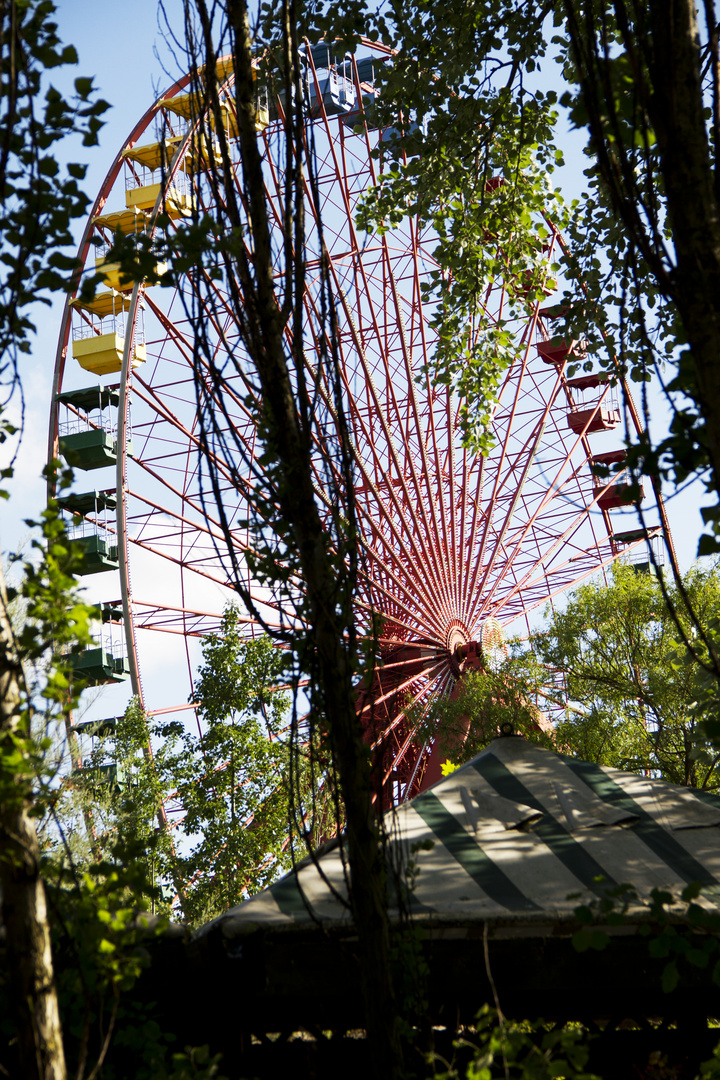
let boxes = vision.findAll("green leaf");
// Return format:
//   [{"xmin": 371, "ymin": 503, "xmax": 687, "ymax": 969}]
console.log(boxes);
[
  {"xmin": 74, "ymin": 75, "xmax": 94, "ymax": 96},
  {"xmin": 698, "ymin": 534, "xmax": 720, "ymax": 557},
  {"xmin": 572, "ymin": 928, "xmax": 609, "ymax": 953},
  {"xmin": 661, "ymin": 961, "xmax": 679, "ymax": 993}
]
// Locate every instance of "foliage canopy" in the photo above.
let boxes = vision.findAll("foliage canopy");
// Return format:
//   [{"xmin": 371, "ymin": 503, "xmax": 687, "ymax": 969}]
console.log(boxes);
[
  {"xmin": 427, "ymin": 563, "xmax": 720, "ymax": 791},
  {"xmin": 307, "ymin": 0, "xmax": 720, "ymax": 562}
]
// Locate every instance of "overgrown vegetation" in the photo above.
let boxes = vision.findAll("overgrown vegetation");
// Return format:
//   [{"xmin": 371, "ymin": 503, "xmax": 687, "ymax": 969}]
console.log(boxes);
[
  {"xmin": 58, "ymin": 609, "xmax": 293, "ymax": 925},
  {"xmin": 0, "ymin": 2, "xmax": 109, "ymax": 1074},
  {"xmin": 5, "ymin": 0, "xmax": 720, "ymax": 1076},
  {"xmin": 425, "ymin": 563, "xmax": 720, "ymax": 789}
]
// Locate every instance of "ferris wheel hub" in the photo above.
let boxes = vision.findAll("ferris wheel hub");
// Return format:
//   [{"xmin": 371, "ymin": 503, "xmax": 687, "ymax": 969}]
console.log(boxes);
[{"xmin": 445, "ymin": 619, "xmax": 471, "ymax": 676}]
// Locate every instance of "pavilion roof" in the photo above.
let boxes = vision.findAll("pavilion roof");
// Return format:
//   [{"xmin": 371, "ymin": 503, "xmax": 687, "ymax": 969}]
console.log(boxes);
[{"xmin": 200, "ymin": 735, "xmax": 720, "ymax": 943}]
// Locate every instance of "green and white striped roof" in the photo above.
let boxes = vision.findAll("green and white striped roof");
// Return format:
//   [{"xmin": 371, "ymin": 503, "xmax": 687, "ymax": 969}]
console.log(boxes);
[{"xmin": 208, "ymin": 736, "xmax": 720, "ymax": 938}]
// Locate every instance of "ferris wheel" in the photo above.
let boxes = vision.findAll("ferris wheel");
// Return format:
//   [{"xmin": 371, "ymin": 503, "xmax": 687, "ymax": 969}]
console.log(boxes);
[{"xmin": 48, "ymin": 40, "xmax": 673, "ymax": 809}]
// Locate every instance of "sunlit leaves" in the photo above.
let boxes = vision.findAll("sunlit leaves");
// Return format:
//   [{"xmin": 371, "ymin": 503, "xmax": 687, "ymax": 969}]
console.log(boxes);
[
  {"xmin": 356, "ymin": 79, "xmax": 567, "ymax": 447},
  {"xmin": 537, "ymin": 562, "xmax": 720, "ymax": 789}
]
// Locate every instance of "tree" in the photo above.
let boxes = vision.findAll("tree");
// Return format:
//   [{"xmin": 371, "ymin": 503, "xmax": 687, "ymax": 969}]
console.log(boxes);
[
  {"xmin": 538, "ymin": 563, "xmax": 720, "ymax": 788},
  {"xmin": 171, "ymin": 613, "xmax": 291, "ymax": 921},
  {"xmin": 428, "ymin": 563, "xmax": 720, "ymax": 790},
  {"xmin": 412, "ymin": 650, "xmax": 554, "ymax": 769},
  {"xmin": 120, "ymin": 2, "xmax": 409, "ymax": 1073},
  {"xmin": 57, "ymin": 613, "xmax": 294, "ymax": 927},
  {"xmin": 0, "ymin": 2, "xmax": 108, "ymax": 1075}
]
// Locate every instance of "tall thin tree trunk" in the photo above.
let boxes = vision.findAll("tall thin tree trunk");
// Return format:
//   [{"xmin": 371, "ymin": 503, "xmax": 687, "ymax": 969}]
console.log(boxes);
[
  {"xmin": 188, "ymin": 1, "xmax": 406, "ymax": 1072},
  {"xmin": 647, "ymin": 0, "xmax": 720, "ymax": 500},
  {"xmin": 0, "ymin": 563, "xmax": 66, "ymax": 1080}
]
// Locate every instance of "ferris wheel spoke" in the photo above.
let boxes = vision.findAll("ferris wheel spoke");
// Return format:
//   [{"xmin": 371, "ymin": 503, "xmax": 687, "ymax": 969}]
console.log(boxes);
[
  {"xmin": 379, "ymin": 687, "xmax": 449, "ymax": 792},
  {"xmin": 336, "ymin": 318, "xmax": 456, "ymax": 601},
  {"xmin": 127, "ymin": 436, "xmax": 247, "ymax": 531},
  {"xmin": 362, "ymin": 658, "xmax": 449, "ymax": 747},
  {"xmin": 123, "ymin": 533, "xmax": 242, "ymax": 590},
  {"xmin": 468, "ymin": 356, "xmax": 533, "ymax": 593},
  {"xmin": 124, "ymin": 486, "xmax": 239, "ymax": 558},
  {"xmin": 421, "ymin": 369, "xmax": 455, "ymax": 608},
  {"xmin": 359, "ymin": 516, "xmax": 452, "ymax": 631},
  {"xmin": 468, "ymin": 346, "xmax": 564, "ymax": 580},
  {"xmin": 494, "ymin": 546, "xmax": 618, "ymax": 624},
  {"xmin": 348, "ymin": 420, "xmax": 447, "ymax": 595},
  {"xmin": 485, "ymin": 508, "xmax": 615, "ymax": 622},
  {"xmin": 470, "ymin": 427, "xmax": 581, "ymax": 615},
  {"xmin": 130, "ymin": 361, "xmax": 267, "ymax": 520},
  {"xmin": 327, "ymin": 231, "xmax": 430, "ymax": 470},
  {"xmin": 471, "ymin": 431, "xmax": 547, "ymax": 605},
  {"xmin": 329, "ymin": 281, "xmax": 454, "ymax": 593},
  {"xmin": 486, "ymin": 439, "xmax": 602, "ymax": 591},
  {"xmin": 130, "ymin": 378, "xmax": 204, "ymax": 457},
  {"xmin": 377, "ymin": 242, "xmax": 454, "ymax": 584},
  {"xmin": 442, "ymin": 343, "xmax": 460, "ymax": 616},
  {"xmin": 354, "ymin": 562, "xmax": 448, "ymax": 641},
  {"xmin": 489, "ymin": 466, "xmax": 592, "ymax": 592},
  {"xmin": 131, "ymin": 598, "xmax": 286, "ymax": 636},
  {"xmin": 380, "ymin": 728, "xmax": 424, "ymax": 791},
  {"xmin": 373, "ymin": 679, "xmax": 455, "ymax": 797},
  {"xmin": 185, "ymin": 291, "xmax": 264, "ymax": 414},
  {"xmin": 124, "ymin": 463, "xmax": 276, "ymax": 593},
  {"xmin": 370, "ymin": 649, "xmax": 446, "ymax": 680},
  {"xmin": 310, "ymin": 114, "xmax": 362, "ymax": 247},
  {"xmin": 354, "ymin": 554, "xmax": 448, "ymax": 636}
]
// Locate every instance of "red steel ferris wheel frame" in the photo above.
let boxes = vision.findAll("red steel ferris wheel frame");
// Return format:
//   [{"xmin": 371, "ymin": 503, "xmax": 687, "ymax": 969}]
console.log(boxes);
[{"xmin": 48, "ymin": 40, "xmax": 674, "ymax": 812}]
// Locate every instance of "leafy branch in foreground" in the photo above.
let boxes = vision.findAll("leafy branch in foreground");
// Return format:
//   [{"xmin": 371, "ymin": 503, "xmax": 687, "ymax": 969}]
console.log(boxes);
[
  {"xmin": 0, "ymin": 0, "xmax": 109, "ymax": 458},
  {"xmin": 431, "ymin": 1005, "xmax": 599, "ymax": 1080},
  {"xmin": 312, "ymin": 0, "xmax": 720, "ymax": 547},
  {"xmin": 1, "ymin": 491, "xmax": 103, "ymax": 1080},
  {"xmin": 346, "ymin": 0, "xmax": 568, "ymax": 453}
]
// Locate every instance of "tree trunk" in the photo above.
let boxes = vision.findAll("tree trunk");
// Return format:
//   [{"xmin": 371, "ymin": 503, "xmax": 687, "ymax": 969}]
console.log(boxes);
[
  {"xmin": 0, "ymin": 564, "xmax": 66, "ymax": 1080},
  {"xmin": 647, "ymin": 0, "xmax": 720, "ymax": 500},
  {"xmin": 563, "ymin": 0, "xmax": 720, "ymax": 502},
  {"xmin": 192, "ymin": 1, "xmax": 405, "ymax": 1073}
]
